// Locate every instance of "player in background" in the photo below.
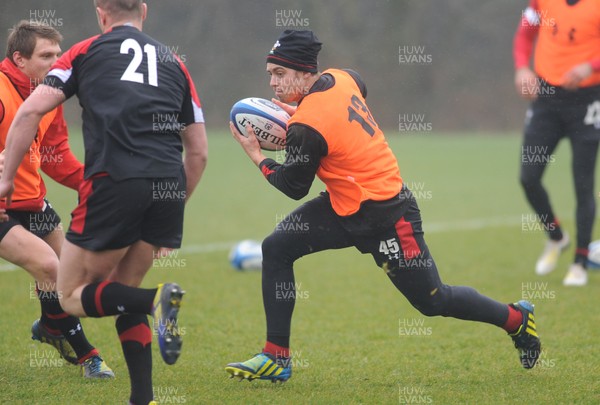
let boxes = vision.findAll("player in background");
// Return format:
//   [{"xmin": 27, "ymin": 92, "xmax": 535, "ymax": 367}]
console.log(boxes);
[
  {"xmin": 226, "ymin": 30, "xmax": 542, "ymax": 382},
  {"xmin": 0, "ymin": 2, "xmax": 207, "ymax": 404},
  {"xmin": 514, "ymin": 0, "xmax": 600, "ymax": 286},
  {"xmin": 0, "ymin": 20, "xmax": 113, "ymax": 378}
]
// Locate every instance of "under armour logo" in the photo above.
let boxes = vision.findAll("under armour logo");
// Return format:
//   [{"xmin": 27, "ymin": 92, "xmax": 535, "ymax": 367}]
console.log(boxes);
[
  {"xmin": 117, "ymin": 305, "xmax": 126, "ymax": 312},
  {"xmin": 69, "ymin": 324, "xmax": 82, "ymax": 336}
]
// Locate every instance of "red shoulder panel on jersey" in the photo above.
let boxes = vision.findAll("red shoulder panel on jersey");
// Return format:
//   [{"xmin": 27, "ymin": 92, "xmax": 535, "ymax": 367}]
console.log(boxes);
[{"xmin": 47, "ymin": 35, "xmax": 100, "ymax": 83}]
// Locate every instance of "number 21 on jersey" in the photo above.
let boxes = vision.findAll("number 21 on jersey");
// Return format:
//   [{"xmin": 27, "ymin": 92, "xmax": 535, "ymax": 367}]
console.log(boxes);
[{"xmin": 120, "ymin": 38, "xmax": 158, "ymax": 87}]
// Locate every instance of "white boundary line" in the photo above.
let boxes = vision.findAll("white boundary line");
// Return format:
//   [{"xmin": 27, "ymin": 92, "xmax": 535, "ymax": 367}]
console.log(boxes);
[{"xmin": 0, "ymin": 215, "xmax": 534, "ymax": 273}]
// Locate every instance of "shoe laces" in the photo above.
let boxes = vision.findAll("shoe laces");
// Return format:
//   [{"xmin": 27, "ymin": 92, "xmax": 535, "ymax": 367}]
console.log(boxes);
[{"xmin": 83, "ymin": 356, "xmax": 103, "ymax": 373}]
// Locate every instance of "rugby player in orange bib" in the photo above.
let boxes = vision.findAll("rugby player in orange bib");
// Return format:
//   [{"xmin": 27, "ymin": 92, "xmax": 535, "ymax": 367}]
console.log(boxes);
[
  {"xmin": 514, "ymin": 0, "xmax": 600, "ymax": 286},
  {"xmin": 0, "ymin": 20, "xmax": 113, "ymax": 377},
  {"xmin": 226, "ymin": 30, "xmax": 542, "ymax": 382}
]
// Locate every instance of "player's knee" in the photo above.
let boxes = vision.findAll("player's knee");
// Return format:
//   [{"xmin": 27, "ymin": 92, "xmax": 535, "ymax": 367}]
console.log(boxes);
[
  {"xmin": 32, "ymin": 255, "xmax": 59, "ymax": 288},
  {"xmin": 261, "ymin": 233, "xmax": 277, "ymax": 259},
  {"xmin": 519, "ymin": 170, "xmax": 540, "ymax": 191},
  {"xmin": 408, "ymin": 286, "xmax": 450, "ymax": 317},
  {"xmin": 262, "ymin": 233, "xmax": 296, "ymax": 265}
]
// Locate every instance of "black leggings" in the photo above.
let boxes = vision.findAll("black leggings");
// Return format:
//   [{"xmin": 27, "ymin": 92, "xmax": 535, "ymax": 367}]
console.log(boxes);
[
  {"xmin": 520, "ymin": 94, "xmax": 600, "ymax": 253},
  {"xmin": 520, "ymin": 123, "xmax": 598, "ymax": 251},
  {"xmin": 261, "ymin": 193, "xmax": 509, "ymax": 344}
]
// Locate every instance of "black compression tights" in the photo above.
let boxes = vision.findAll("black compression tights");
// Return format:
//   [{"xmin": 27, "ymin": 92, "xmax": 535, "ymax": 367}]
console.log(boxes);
[{"xmin": 520, "ymin": 136, "xmax": 599, "ymax": 261}]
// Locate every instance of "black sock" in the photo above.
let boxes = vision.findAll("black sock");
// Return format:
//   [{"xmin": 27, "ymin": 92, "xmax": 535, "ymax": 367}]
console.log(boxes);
[
  {"xmin": 36, "ymin": 285, "xmax": 58, "ymax": 334},
  {"xmin": 116, "ymin": 314, "xmax": 153, "ymax": 405},
  {"xmin": 546, "ymin": 217, "xmax": 563, "ymax": 241},
  {"xmin": 80, "ymin": 281, "xmax": 157, "ymax": 317},
  {"xmin": 37, "ymin": 287, "xmax": 96, "ymax": 361}
]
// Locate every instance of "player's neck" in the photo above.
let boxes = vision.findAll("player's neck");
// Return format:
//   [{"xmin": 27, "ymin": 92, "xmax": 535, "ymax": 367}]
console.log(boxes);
[
  {"xmin": 103, "ymin": 20, "xmax": 143, "ymax": 33},
  {"xmin": 304, "ymin": 73, "xmax": 321, "ymax": 94}
]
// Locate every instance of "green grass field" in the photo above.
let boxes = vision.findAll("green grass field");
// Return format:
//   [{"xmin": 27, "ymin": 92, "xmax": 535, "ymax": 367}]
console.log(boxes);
[{"xmin": 1, "ymin": 130, "xmax": 599, "ymax": 404}]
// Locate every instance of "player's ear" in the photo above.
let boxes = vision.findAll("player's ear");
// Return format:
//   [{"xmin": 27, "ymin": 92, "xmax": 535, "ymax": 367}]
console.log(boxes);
[
  {"xmin": 140, "ymin": 2, "xmax": 148, "ymax": 22},
  {"xmin": 95, "ymin": 7, "xmax": 106, "ymax": 31},
  {"xmin": 12, "ymin": 51, "xmax": 25, "ymax": 69}
]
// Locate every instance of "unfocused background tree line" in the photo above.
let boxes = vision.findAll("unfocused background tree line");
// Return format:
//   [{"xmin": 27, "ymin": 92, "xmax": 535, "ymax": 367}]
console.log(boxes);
[{"xmin": 1, "ymin": 0, "xmax": 529, "ymax": 133}]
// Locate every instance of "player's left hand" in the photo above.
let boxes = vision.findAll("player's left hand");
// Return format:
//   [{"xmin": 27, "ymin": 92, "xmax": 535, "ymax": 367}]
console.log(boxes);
[
  {"xmin": 562, "ymin": 62, "xmax": 593, "ymax": 91},
  {"xmin": 229, "ymin": 121, "xmax": 266, "ymax": 166},
  {"xmin": 0, "ymin": 149, "xmax": 4, "ymax": 176},
  {"xmin": 271, "ymin": 98, "xmax": 297, "ymax": 116}
]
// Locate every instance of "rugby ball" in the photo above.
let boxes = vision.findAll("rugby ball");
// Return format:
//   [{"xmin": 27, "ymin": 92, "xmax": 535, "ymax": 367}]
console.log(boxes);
[
  {"xmin": 228, "ymin": 240, "xmax": 263, "ymax": 271},
  {"xmin": 230, "ymin": 97, "xmax": 289, "ymax": 151},
  {"xmin": 588, "ymin": 240, "xmax": 600, "ymax": 269}
]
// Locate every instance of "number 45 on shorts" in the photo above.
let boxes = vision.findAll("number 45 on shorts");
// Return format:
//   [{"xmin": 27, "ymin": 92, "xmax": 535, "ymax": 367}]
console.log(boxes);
[{"xmin": 379, "ymin": 238, "xmax": 400, "ymax": 256}]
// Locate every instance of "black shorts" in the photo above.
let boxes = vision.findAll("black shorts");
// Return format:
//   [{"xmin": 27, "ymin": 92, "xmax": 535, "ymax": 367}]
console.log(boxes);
[
  {"xmin": 0, "ymin": 200, "xmax": 61, "ymax": 241},
  {"xmin": 267, "ymin": 188, "xmax": 430, "ymax": 273},
  {"xmin": 66, "ymin": 170, "xmax": 186, "ymax": 251},
  {"xmin": 525, "ymin": 82, "xmax": 600, "ymax": 143}
]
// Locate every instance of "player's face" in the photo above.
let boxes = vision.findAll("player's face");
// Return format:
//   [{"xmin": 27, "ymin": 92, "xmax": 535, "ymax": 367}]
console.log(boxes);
[
  {"xmin": 267, "ymin": 63, "xmax": 309, "ymax": 104},
  {"xmin": 19, "ymin": 38, "xmax": 61, "ymax": 85}
]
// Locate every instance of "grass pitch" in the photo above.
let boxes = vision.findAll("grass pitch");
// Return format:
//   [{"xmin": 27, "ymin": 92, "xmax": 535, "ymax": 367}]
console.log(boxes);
[{"xmin": 1, "ymin": 131, "xmax": 599, "ymax": 404}]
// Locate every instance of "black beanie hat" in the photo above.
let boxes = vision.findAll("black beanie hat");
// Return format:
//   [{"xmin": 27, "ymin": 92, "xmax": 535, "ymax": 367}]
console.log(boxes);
[{"xmin": 266, "ymin": 30, "xmax": 322, "ymax": 73}]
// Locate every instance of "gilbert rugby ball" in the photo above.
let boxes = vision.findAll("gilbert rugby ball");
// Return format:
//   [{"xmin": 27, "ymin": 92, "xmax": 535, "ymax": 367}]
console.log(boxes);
[
  {"xmin": 230, "ymin": 97, "xmax": 289, "ymax": 151},
  {"xmin": 588, "ymin": 240, "xmax": 600, "ymax": 269},
  {"xmin": 228, "ymin": 239, "xmax": 263, "ymax": 271}
]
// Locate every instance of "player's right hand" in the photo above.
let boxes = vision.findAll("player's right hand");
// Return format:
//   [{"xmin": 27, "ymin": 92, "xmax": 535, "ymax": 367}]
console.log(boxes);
[
  {"xmin": 0, "ymin": 179, "xmax": 14, "ymax": 212},
  {"xmin": 229, "ymin": 121, "xmax": 266, "ymax": 167},
  {"xmin": 562, "ymin": 62, "xmax": 593, "ymax": 91},
  {"xmin": 515, "ymin": 67, "xmax": 539, "ymax": 100},
  {"xmin": 0, "ymin": 149, "xmax": 4, "ymax": 176}
]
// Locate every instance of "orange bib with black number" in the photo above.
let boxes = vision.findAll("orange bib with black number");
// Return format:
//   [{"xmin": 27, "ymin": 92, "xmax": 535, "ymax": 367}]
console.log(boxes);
[
  {"xmin": 288, "ymin": 69, "xmax": 402, "ymax": 216},
  {"xmin": 534, "ymin": 0, "xmax": 600, "ymax": 87}
]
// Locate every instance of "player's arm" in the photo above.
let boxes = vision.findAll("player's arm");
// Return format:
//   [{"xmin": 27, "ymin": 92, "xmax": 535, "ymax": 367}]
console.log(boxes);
[
  {"xmin": 181, "ymin": 122, "xmax": 208, "ymax": 202},
  {"xmin": 513, "ymin": 0, "xmax": 540, "ymax": 99},
  {"xmin": 259, "ymin": 124, "xmax": 327, "ymax": 200},
  {"xmin": 174, "ymin": 58, "xmax": 208, "ymax": 202},
  {"xmin": 0, "ymin": 84, "xmax": 65, "ymax": 203},
  {"xmin": 231, "ymin": 122, "xmax": 326, "ymax": 200},
  {"xmin": 39, "ymin": 105, "xmax": 84, "ymax": 190}
]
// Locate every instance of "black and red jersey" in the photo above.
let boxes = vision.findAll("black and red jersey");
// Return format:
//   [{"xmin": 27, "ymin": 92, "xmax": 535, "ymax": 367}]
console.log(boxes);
[{"xmin": 44, "ymin": 25, "xmax": 204, "ymax": 181}]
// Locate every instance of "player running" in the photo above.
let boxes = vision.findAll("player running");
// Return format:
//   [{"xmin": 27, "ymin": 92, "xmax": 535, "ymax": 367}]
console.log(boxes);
[
  {"xmin": 0, "ymin": 20, "xmax": 113, "ymax": 378},
  {"xmin": 0, "ymin": 2, "xmax": 207, "ymax": 404},
  {"xmin": 227, "ymin": 30, "xmax": 541, "ymax": 382},
  {"xmin": 513, "ymin": 0, "xmax": 600, "ymax": 286}
]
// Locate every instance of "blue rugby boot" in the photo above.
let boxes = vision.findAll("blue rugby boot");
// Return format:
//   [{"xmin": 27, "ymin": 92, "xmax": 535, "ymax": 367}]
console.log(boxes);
[
  {"xmin": 225, "ymin": 352, "xmax": 292, "ymax": 382},
  {"xmin": 508, "ymin": 300, "xmax": 541, "ymax": 369},
  {"xmin": 152, "ymin": 283, "xmax": 185, "ymax": 365},
  {"xmin": 31, "ymin": 319, "xmax": 78, "ymax": 365}
]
